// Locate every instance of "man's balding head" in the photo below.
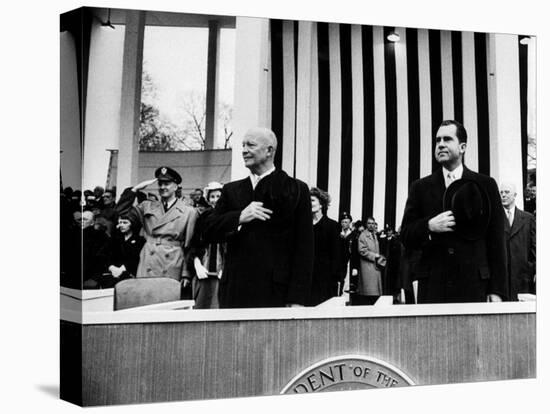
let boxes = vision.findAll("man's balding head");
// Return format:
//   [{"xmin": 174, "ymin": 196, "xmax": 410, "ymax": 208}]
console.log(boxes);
[
  {"xmin": 242, "ymin": 127, "xmax": 278, "ymax": 175},
  {"xmin": 500, "ymin": 182, "xmax": 517, "ymax": 209},
  {"xmin": 245, "ymin": 127, "xmax": 278, "ymax": 150},
  {"xmin": 81, "ymin": 210, "xmax": 95, "ymax": 229}
]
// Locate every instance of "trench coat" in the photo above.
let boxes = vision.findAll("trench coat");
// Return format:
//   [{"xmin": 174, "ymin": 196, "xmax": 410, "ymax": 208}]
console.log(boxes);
[
  {"xmin": 505, "ymin": 207, "xmax": 536, "ymax": 300},
  {"xmin": 357, "ymin": 230, "xmax": 383, "ymax": 296},
  {"xmin": 202, "ymin": 169, "xmax": 313, "ymax": 308},
  {"xmin": 400, "ymin": 167, "xmax": 507, "ymax": 303},
  {"xmin": 117, "ymin": 188, "xmax": 198, "ymax": 280}
]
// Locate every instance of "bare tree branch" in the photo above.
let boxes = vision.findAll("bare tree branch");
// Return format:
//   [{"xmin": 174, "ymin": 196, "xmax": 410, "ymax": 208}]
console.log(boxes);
[{"xmin": 140, "ymin": 69, "xmax": 233, "ymax": 151}]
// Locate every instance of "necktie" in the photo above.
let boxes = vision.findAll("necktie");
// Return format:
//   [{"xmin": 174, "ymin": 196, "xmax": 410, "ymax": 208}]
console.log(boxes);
[
  {"xmin": 447, "ymin": 172, "xmax": 455, "ymax": 188},
  {"xmin": 163, "ymin": 201, "xmax": 168, "ymax": 211},
  {"xmin": 252, "ymin": 175, "xmax": 259, "ymax": 189},
  {"xmin": 506, "ymin": 209, "xmax": 513, "ymax": 226}
]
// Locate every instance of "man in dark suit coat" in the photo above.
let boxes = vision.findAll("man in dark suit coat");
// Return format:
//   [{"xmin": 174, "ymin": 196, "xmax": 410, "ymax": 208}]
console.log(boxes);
[
  {"xmin": 500, "ymin": 182, "xmax": 536, "ymax": 300},
  {"xmin": 202, "ymin": 127, "xmax": 314, "ymax": 308},
  {"xmin": 338, "ymin": 212, "xmax": 354, "ymax": 295},
  {"xmin": 400, "ymin": 120, "xmax": 507, "ymax": 303}
]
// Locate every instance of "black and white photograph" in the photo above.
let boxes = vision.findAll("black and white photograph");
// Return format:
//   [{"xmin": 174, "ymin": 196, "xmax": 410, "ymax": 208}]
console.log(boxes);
[
  {"xmin": 4, "ymin": 0, "xmax": 548, "ymax": 413},
  {"xmin": 58, "ymin": 0, "xmax": 540, "ymax": 408}
]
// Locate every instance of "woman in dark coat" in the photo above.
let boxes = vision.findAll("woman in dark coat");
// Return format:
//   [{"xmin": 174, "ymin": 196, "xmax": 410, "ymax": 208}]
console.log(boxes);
[{"xmin": 307, "ymin": 187, "xmax": 342, "ymax": 306}]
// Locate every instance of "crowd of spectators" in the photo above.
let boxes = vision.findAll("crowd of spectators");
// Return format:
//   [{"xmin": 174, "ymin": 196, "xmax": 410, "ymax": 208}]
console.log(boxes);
[{"xmin": 60, "ymin": 174, "xmax": 536, "ymax": 308}]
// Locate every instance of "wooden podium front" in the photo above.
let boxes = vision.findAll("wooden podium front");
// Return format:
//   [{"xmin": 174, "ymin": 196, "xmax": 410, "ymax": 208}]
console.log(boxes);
[{"xmin": 60, "ymin": 300, "xmax": 535, "ymax": 406}]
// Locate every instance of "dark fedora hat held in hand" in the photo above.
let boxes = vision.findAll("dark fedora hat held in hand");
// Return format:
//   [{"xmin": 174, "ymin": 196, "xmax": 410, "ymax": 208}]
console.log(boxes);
[{"xmin": 443, "ymin": 178, "xmax": 491, "ymax": 240}]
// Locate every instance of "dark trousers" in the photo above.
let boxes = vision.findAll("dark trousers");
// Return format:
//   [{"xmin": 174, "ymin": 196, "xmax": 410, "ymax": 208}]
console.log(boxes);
[{"xmin": 193, "ymin": 277, "xmax": 220, "ymax": 309}]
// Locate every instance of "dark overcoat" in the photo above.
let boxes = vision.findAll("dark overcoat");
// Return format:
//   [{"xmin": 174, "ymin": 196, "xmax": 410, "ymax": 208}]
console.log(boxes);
[
  {"xmin": 378, "ymin": 233, "xmax": 403, "ymax": 296},
  {"xmin": 81, "ymin": 227, "xmax": 113, "ymax": 289},
  {"xmin": 339, "ymin": 230, "xmax": 354, "ymax": 278},
  {"xmin": 400, "ymin": 167, "xmax": 508, "ymax": 303},
  {"xmin": 202, "ymin": 169, "xmax": 313, "ymax": 308},
  {"xmin": 308, "ymin": 215, "xmax": 341, "ymax": 306},
  {"xmin": 348, "ymin": 230, "xmax": 362, "ymax": 274},
  {"xmin": 97, "ymin": 233, "xmax": 146, "ymax": 289},
  {"xmin": 505, "ymin": 207, "xmax": 536, "ymax": 300},
  {"xmin": 108, "ymin": 234, "xmax": 146, "ymax": 277}
]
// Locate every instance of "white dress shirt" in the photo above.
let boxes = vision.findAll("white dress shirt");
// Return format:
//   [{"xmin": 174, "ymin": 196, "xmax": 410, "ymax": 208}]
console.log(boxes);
[
  {"xmin": 250, "ymin": 166, "xmax": 276, "ymax": 189},
  {"xmin": 442, "ymin": 164, "xmax": 464, "ymax": 188},
  {"xmin": 504, "ymin": 206, "xmax": 515, "ymax": 226}
]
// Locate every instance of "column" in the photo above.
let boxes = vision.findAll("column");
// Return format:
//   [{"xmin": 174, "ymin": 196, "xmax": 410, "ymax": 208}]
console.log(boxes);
[
  {"xmin": 60, "ymin": 31, "xmax": 82, "ymax": 190},
  {"xmin": 204, "ymin": 20, "xmax": 220, "ymax": 150},
  {"xmin": 116, "ymin": 10, "xmax": 146, "ymax": 192},
  {"xmin": 82, "ymin": 19, "xmax": 125, "ymax": 190}
]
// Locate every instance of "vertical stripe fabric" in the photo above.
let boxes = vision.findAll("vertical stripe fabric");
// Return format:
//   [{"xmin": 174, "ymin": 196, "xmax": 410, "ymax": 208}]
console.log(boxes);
[
  {"xmin": 361, "ymin": 25, "xmax": 375, "ymax": 220},
  {"xmin": 293, "ymin": 21, "xmax": 299, "ymax": 176},
  {"xmin": 428, "ymin": 29, "xmax": 443, "ymax": 172},
  {"xmin": 383, "ymin": 26, "xmax": 398, "ymax": 229},
  {"xmin": 417, "ymin": 29, "xmax": 433, "ymax": 179},
  {"xmin": 405, "ymin": 28, "xmax": 420, "ymax": 186},
  {"xmin": 474, "ymin": 32, "xmax": 490, "ymax": 175},
  {"xmin": 270, "ymin": 20, "xmax": 284, "ymax": 170},
  {"xmin": 372, "ymin": 26, "xmax": 387, "ymax": 226},
  {"xmin": 309, "ymin": 25, "xmax": 320, "ymax": 186},
  {"xmin": 461, "ymin": 31, "xmax": 479, "ymax": 171},
  {"xmin": 518, "ymin": 35, "xmax": 528, "ymax": 192},
  {"xmin": 269, "ymin": 20, "xmax": 528, "ymax": 227},
  {"xmin": 281, "ymin": 20, "xmax": 297, "ymax": 175},
  {"xmin": 394, "ymin": 27, "xmax": 409, "ymax": 229},
  {"xmin": 339, "ymin": 24, "xmax": 353, "ymax": 216},
  {"xmin": 316, "ymin": 22, "xmax": 330, "ymax": 192},
  {"xmin": 350, "ymin": 25, "xmax": 364, "ymax": 221},
  {"xmin": 440, "ymin": 31, "xmax": 455, "ymax": 121},
  {"xmin": 451, "ymin": 31, "xmax": 463, "ymax": 124},
  {"xmin": 327, "ymin": 23, "xmax": 342, "ymax": 220}
]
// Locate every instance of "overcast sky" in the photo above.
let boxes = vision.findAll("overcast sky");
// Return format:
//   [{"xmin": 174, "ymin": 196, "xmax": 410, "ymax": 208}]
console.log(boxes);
[{"xmin": 142, "ymin": 26, "xmax": 235, "ymax": 127}]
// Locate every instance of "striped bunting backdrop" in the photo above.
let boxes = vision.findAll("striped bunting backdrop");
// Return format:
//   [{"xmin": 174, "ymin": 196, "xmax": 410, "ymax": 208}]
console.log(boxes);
[{"xmin": 269, "ymin": 21, "xmax": 530, "ymax": 228}]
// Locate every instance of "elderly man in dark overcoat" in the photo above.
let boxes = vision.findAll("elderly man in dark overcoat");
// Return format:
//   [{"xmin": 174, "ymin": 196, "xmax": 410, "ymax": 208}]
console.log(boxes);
[
  {"xmin": 500, "ymin": 182, "xmax": 536, "ymax": 299},
  {"xmin": 400, "ymin": 120, "xmax": 507, "ymax": 303},
  {"xmin": 202, "ymin": 127, "xmax": 314, "ymax": 308}
]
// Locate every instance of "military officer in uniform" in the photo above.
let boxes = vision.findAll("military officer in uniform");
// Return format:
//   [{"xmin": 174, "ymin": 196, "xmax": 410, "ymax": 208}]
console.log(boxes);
[{"xmin": 116, "ymin": 167, "xmax": 198, "ymax": 289}]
